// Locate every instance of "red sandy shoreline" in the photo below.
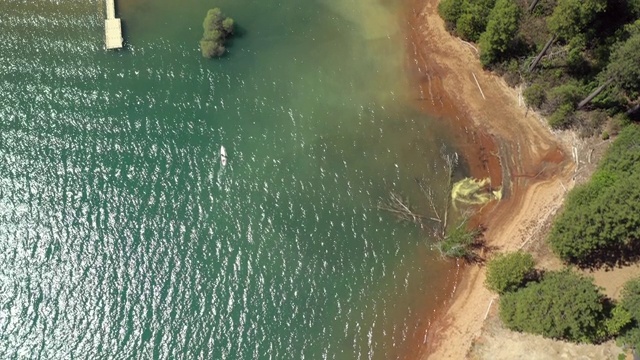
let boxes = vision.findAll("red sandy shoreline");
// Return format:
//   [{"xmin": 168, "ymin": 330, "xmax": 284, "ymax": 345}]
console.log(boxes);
[{"xmin": 400, "ymin": 0, "xmax": 573, "ymax": 358}]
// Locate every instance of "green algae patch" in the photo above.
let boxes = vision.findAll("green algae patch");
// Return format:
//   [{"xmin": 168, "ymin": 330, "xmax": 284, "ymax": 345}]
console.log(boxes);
[{"xmin": 451, "ymin": 177, "xmax": 501, "ymax": 207}]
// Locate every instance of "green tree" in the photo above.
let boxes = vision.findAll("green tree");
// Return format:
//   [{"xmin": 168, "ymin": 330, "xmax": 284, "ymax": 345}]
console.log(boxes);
[
  {"xmin": 547, "ymin": 0, "xmax": 606, "ymax": 40},
  {"xmin": 439, "ymin": 0, "xmax": 466, "ymax": 28},
  {"xmin": 203, "ymin": 8, "xmax": 224, "ymax": 32},
  {"xmin": 439, "ymin": 0, "xmax": 496, "ymax": 41},
  {"xmin": 603, "ymin": 30, "xmax": 640, "ymax": 100},
  {"xmin": 619, "ymin": 277, "xmax": 640, "ymax": 349},
  {"xmin": 485, "ymin": 251, "xmax": 535, "ymax": 293},
  {"xmin": 478, "ymin": 0, "xmax": 521, "ymax": 66},
  {"xmin": 621, "ymin": 277, "xmax": 640, "ymax": 323},
  {"xmin": 200, "ymin": 39, "xmax": 225, "ymax": 58},
  {"xmin": 222, "ymin": 17, "xmax": 235, "ymax": 34},
  {"xmin": 605, "ymin": 305, "xmax": 633, "ymax": 336},
  {"xmin": 549, "ymin": 172, "xmax": 640, "ymax": 263},
  {"xmin": 548, "ymin": 125, "xmax": 640, "ymax": 265},
  {"xmin": 500, "ymin": 270, "xmax": 605, "ymax": 343},
  {"xmin": 200, "ymin": 8, "xmax": 235, "ymax": 59},
  {"xmin": 630, "ymin": 0, "xmax": 640, "ymax": 16},
  {"xmin": 456, "ymin": 12, "xmax": 487, "ymax": 41}
]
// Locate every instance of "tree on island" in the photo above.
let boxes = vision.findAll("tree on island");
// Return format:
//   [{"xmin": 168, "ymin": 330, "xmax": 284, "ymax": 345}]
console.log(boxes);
[{"xmin": 200, "ymin": 8, "xmax": 235, "ymax": 58}]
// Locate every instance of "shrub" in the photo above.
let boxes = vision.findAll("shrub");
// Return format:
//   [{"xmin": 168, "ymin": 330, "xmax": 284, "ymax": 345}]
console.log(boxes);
[
  {"xmin": 576, "ymin": 110, "xmax": 608, "ymax": 138},
  {"xmin": 548, "ymin": 103, "xmax": 576, "ymax": 128},
  {"xmin": 523, "ymin": 83, "xmax": 546, "ymax": 109},
  {"xmin": 619, "ymin": 328, "xmax": 640, "ymax": 350},
  {"xmin": 499, "ymin": 270, "xmax": 606, "ymax": 343},
  {"xmin": 501, "ymin": 59, "xmax": 522, "ymax": 86},
  {"xmin": 485, "ymin": 251, "xmax": 535, "ymax": 293},
  {"xmin": 200, "ymin": 39, "xmax": 225, "ymax": 58},
  {"xmin": 547, "ymin": 82, "xmax": 585, "ymax": 110},
  {"xmin": 222, "ymin": 18, "xmax": 234, "ymax": 34},
  {"xmin": 605, "ymin": 305, "xmax": 633, "ymax": 336},
  {"xmin": 600, "ymin": 124, "xmax": 640, "ymax": 176},
  {"xmin": 621, "ymin": 277, "xmax": 640, "ymax": 322},
  {"xmin": 619, "ymin": 277, "xmax": 640, "ymax": 349},
  {"xmin": 608, "ymin": 113, "xmax": 631, "ymax": 135},
  {"xmin": 199, "ymin": 8, "xmax": 235, "ymax": 59},
  {"xmin": 435, "ymin": 222, "xmax": 482, "ymax": 259}
]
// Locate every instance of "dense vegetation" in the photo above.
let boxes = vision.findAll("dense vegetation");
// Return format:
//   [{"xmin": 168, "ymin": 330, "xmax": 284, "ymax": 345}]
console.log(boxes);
[
  {"xmin": 619, "ymin": 277, "xmax": 640, "ymax": 349},
  {"xmin": 493, "ymin": 267, "xmax": 640, "ymax": 349},
  {"xmin": 499, "ymin": 270, "xmax": 607, "ymax": 343},
  {"xmin": 485, "ymin": 251, "xmax": 535, "ymax": 293},
  {"xmin": 548, "ymin": 124, "xmax": 640, "ymax": 266},
  {"xmin": 199, "ymin": 8, "xmax": 235, "ymax": 58},
  {"xmin": 486, "ymin": 255, "xmax": 640, "ymax": 348},
  {"xmin": 439, "ymin": 0, "xmax": 640, "ymax": 132},
  {"xmin": 438, "ymin": 0, "xmax": 640, "ymax": 349}
]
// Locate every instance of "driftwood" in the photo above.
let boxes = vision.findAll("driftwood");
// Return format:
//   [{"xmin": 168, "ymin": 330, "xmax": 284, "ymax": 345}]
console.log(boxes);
[
  {"xmin": 441, "ymin": 152, "xmax": 457, "ymax": 235},
  {"xmin": 577, "ymin": 78, "xmax": 614, "ymax": 109},
  {"xmin": 377, "ymin": 192, "xmax": 440, "ymax": 224},
  {"xmin": 378, "ymin": 152, "xmax": 458, "ymax": 238},
  {"xmin": 472, "ymin": 72, "xmax": 486, "ymax": 100},
  {"xmin": 528, "ymin": 35, "xmax": 557, "ymax": 72}
]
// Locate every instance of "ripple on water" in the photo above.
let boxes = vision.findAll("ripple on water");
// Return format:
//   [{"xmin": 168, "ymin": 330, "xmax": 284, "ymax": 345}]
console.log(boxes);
[{"xmin": 0, "ymin": 0, "xmax": 461, "ymax": 359}]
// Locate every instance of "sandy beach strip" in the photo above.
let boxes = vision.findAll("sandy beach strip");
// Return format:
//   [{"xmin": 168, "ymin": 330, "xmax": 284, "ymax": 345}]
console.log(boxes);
[{"xmin": 400, "ymin": 0, "xmax": 575, "ymax": 358}]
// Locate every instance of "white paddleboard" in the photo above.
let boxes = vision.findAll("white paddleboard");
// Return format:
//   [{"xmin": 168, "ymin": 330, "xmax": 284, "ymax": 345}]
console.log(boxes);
[{"xmin": 220, "ymin": 145, "xmax": 227, "ymax": 166}]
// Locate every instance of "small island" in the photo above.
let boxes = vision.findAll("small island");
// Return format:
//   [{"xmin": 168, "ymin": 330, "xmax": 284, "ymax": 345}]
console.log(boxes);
[{"xmin": 199, "ymin": 8, "xmax": 234, "ymax": 58}]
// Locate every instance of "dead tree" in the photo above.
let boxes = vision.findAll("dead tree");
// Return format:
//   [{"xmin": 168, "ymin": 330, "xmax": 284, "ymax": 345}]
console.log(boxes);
[
  {"xmin": 377, "ymin": 192, "xmax": 439, "ymax": 225},
  {"xmin": 528, "ymin": 35, "xmax": 557, "ymax": 73},
  {"xmin": 528, "ymin": 0, "xmax": 542, "ymax": 13},
  {"xmin": 577, "ymin": 78, "xmax": 614, "ymax": 109},
  {"xmin": 379, "ymin": 151, "xmax": 458, "ymax": 238}
]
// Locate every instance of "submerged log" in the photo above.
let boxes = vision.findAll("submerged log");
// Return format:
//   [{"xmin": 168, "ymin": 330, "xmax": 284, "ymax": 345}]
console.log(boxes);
[{"xmin": 377, "ymin": 192, "xmax": 440, "ymax": 224}]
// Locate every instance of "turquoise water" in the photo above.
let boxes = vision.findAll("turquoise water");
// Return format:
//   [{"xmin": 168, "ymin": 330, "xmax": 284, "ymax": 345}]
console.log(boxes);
[{"xmin": 0, "ymin": 0, "xmax": 463, "ymax": 358}]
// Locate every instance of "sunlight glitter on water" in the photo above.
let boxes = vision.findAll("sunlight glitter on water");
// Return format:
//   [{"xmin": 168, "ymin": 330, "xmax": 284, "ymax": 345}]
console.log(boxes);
[{"xmin": 0, "ymin": 0, "xmax": 464, "ymax": 359}]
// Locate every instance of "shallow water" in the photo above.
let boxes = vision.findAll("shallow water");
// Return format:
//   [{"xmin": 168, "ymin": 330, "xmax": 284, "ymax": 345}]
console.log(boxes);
[{"xmin": 0, "ymin": 0, "xmax": 464, "ymax": 358}]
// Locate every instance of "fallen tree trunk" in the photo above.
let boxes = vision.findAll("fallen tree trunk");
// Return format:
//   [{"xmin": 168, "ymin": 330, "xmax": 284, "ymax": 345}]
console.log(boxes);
[
  {"xmin": 577, "ymin": 78, "xmax": 614, "ymax": 109},
  {"xmin": 528, "ymin": 0, "xmax": 542, "ymax": 13},
  {"xmin": 528, "ymin": 35, "xmax": 557, "ymax": 73},
  {"xmin": 626, "ymin": 103, "xmax": 640, "ymax": 116}
]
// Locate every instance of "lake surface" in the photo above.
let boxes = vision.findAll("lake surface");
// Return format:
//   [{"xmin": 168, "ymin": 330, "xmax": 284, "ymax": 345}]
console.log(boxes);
[{"xmin": 0, "ymin": 0, "xmax": 465, "ymax": 358}]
